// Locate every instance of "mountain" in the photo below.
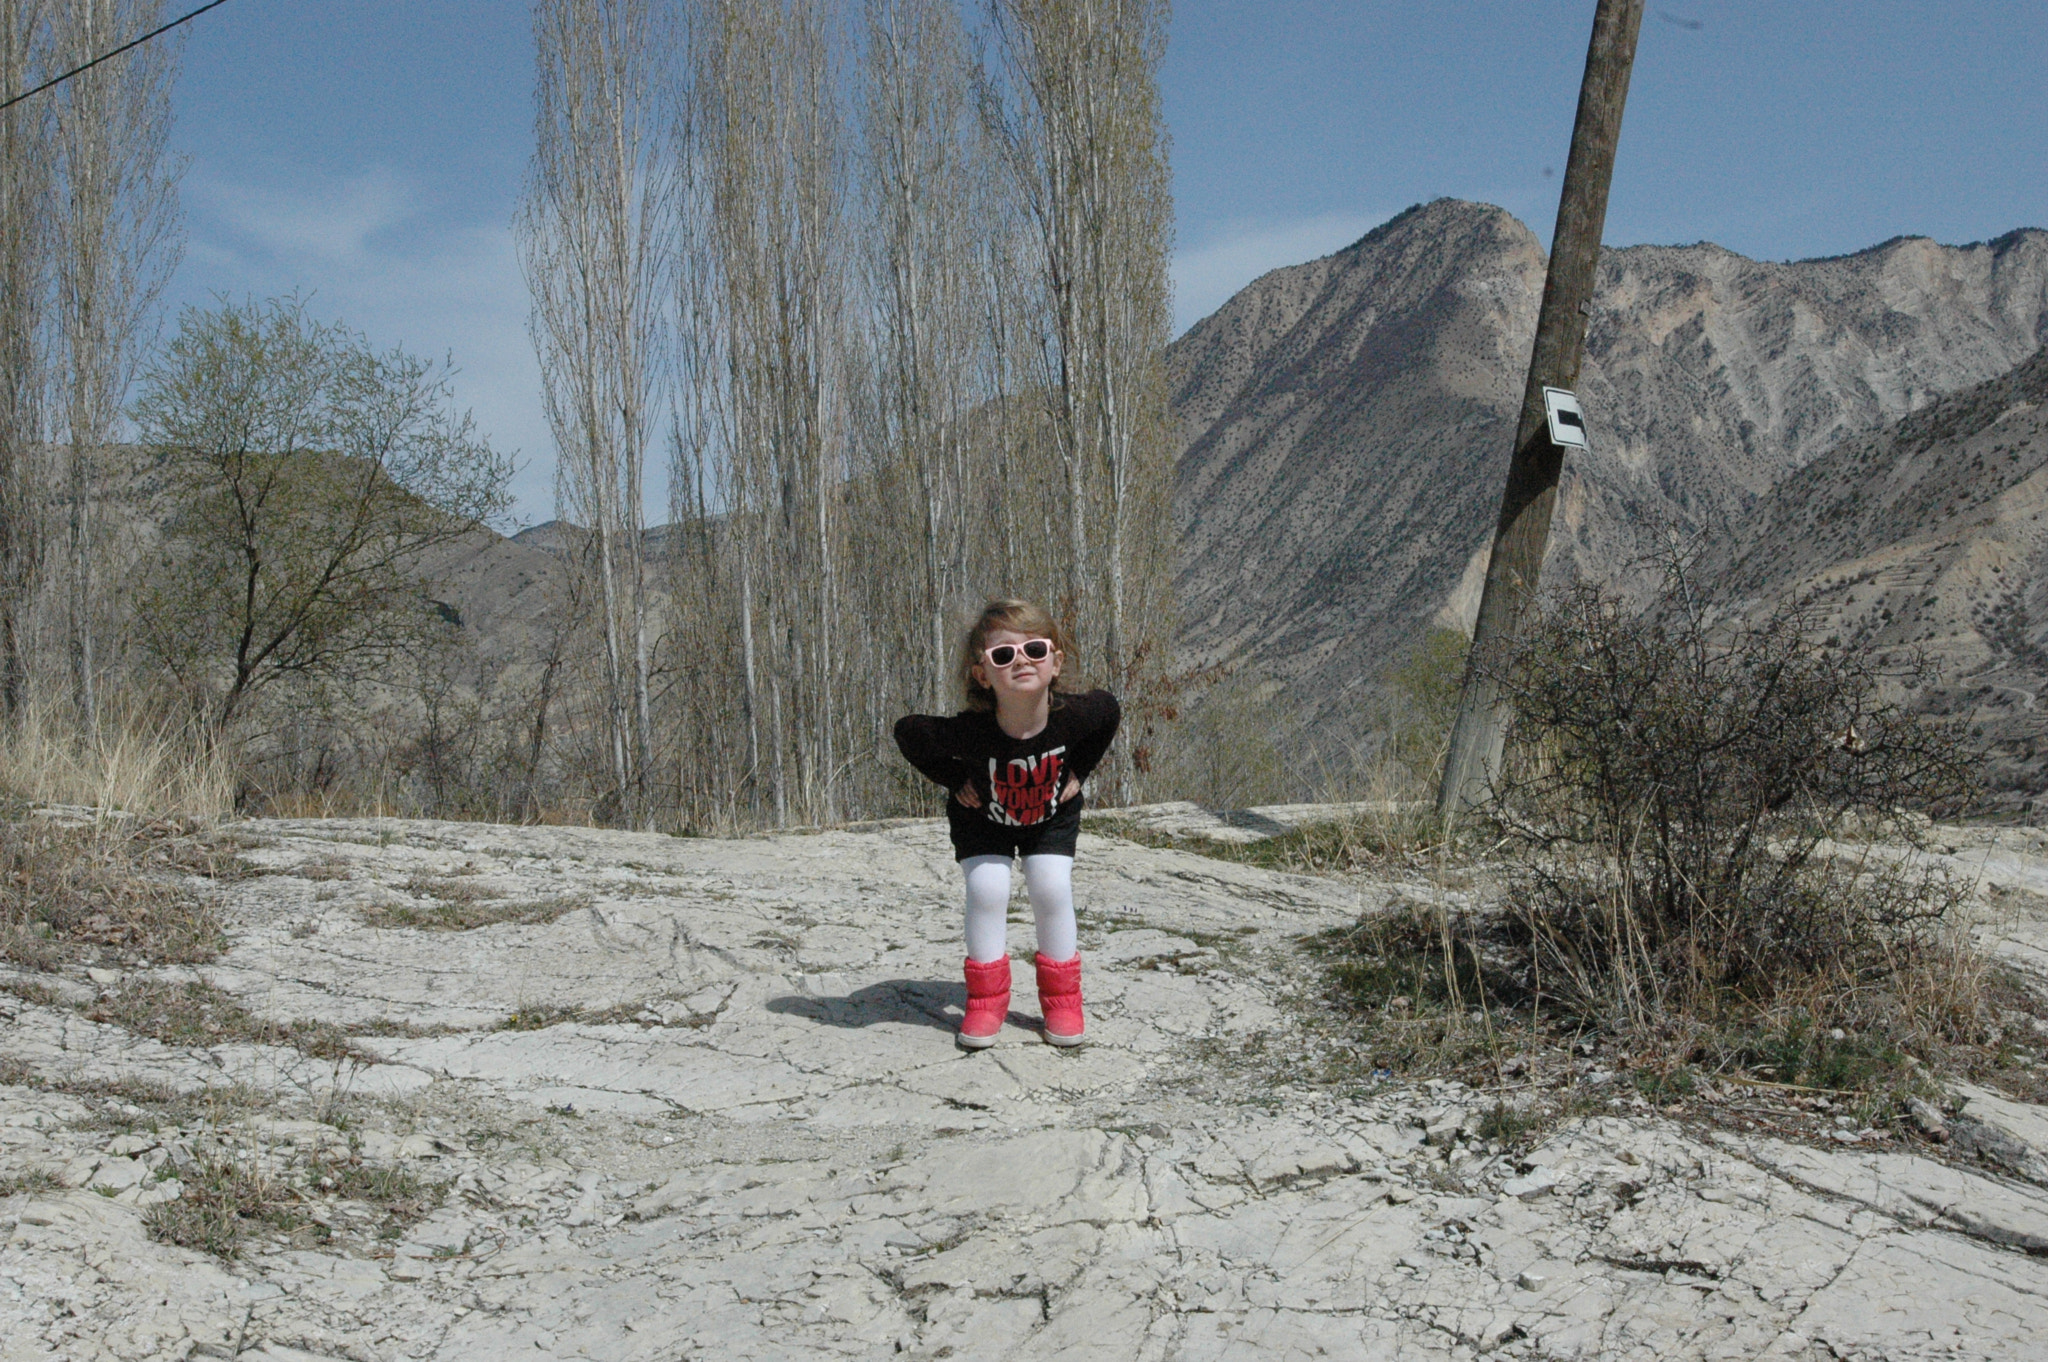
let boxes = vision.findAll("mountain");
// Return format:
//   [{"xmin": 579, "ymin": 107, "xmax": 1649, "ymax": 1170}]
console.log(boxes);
[
  {"xmin": 1708, "ymin": 347, "xmax": 2048, "ymax": 810},
  {"xmin": 414, "ymin": 526, "xmax": 563, "ymax": 660},
  {"xmin": 1170, "ymin": 198, "xmax": 2048, "ymax": 735}
]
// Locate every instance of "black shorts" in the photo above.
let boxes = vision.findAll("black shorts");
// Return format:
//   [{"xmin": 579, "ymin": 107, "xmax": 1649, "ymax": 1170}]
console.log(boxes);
[{"xmin": 947, "ymin": 793, "xmax": 1084, "ymax": 861}]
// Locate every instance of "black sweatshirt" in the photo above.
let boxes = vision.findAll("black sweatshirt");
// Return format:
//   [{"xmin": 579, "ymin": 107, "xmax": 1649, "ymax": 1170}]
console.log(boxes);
[{"xmin": 894, "ymin": 690, "xmax": 1121, "ymax": 828}]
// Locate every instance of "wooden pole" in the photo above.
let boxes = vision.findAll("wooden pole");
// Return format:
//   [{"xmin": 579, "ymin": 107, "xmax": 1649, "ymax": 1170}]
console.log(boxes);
[{"xmin": 1436, "ymin": 0, "xmax": 1646, "ymax": 819}]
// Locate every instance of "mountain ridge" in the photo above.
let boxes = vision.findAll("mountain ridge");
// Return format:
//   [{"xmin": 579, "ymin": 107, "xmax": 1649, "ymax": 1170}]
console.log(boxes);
[{"xmin": 1169, "ymin": 197, "xmax": 2048, "ymax": 742}]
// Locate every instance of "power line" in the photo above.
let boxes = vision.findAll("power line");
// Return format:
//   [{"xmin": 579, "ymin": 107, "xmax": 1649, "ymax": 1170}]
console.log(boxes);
[{"xmin": 0, "ymin": 0, "xmax": 232, "ymax": 114}]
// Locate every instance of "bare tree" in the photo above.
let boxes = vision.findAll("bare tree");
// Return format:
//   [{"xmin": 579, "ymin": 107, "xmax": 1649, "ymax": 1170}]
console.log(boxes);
[
  {"xmin": 682, "ymin": 0, "xmax": 852, "ymax": 826},
  {"xmin": 981, "ymin": 0, "xmax": 1174, "ymax": 798},
  {"xmin": 519, "ymin": 0, "xmax": 672, "ymax": 826},
  {"xmin": 861, "ymin": 0, "xmax": 986, "ymax": 712},
  {"xmin": 613, "ymin": 1, "xmax": 1174, "ymax": 828},
  {"xmin": 51, "ymin": 0, "xmax": 182, "ymax": 725},
  {"xmin": 0, "ymin": 0, "xmax": 53, "ymax": 721}
]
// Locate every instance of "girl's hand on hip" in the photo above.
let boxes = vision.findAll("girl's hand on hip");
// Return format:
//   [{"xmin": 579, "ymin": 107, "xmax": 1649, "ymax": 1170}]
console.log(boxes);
[
  {"xmin": 1061, "ymin": 776, "xmax": 1081, "ymax": 802},
  {"xmin": 954, "ymin": 784, "xmax": 983, "ymax": 809}
]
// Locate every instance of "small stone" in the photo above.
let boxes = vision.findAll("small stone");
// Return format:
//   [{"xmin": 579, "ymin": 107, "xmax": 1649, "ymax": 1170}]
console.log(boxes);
[
  {"xmin": 1518, "ymin": 1270, "xmax": 1547, "ymax": 1290},
  {"xmin": 1422, "ymin": 1111, "xmax": 1466, "ymax": 1147},
  {"xmin": 1386, "ymin": 1186, "xmax": 1417, "ymax": 1204},
  {"xmin": 1908, "ymin": 1096, "xmax": 1949, "ymax": 1141},
  {"xmin": 134, "ymin": 1180, "xmax": 181, "ymax": 1207},
  {"xmin": 87, "ymin": 1157, "xmax": 147, "ymax": 1191},
  {"xmin": 1501, "ymin": 1167, "xmax": 1562, "ymax": 1200}
]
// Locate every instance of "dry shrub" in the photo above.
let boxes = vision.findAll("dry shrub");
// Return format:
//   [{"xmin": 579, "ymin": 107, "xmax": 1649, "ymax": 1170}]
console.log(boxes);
[
  {"xmin": 1365, "ymin": 626, "xmax": 1470, "ymax": 797},
  {"xmin": 0, "ymin": 815, "xmax": 226, "ymax": 968},
  {"xmin": 1303, "ymin": 553, "xmax": 2014, "ymax": 1103},
  {"xmin": 1148, "ymin": 670, "xmax": 1294, "ymax": 808},
  {"xmin": 1481, "ymin": 551, "xmax": 1987, "ymax": 1073}
]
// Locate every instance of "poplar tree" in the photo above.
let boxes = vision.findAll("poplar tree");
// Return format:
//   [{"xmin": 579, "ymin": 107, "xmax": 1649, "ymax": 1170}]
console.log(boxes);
[
  {"xmin": 519, "ymin": 0, "xmax": 672, "ymax": 825},
  {"xmin": 0, "ymin": 0, "xmax": 53, "ymax": 720},
  {"xmin": 683, "ymin": 0, "xmax": 851, "ymax": 826},
  {"xmin": 51, "ymin": 0, "xmax": 182, "ymax": 726},
  {"xmin": 982, "ymin": 0, "xmax": 1175, "ymax": 798}
]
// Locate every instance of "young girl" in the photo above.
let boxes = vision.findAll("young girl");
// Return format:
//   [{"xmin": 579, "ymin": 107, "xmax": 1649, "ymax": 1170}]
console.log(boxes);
[{"xmin": 894, "ymin": 600, "xmax": 1121, "ymax": 1049}]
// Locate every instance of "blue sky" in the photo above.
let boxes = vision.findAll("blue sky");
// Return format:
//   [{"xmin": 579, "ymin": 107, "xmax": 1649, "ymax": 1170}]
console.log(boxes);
[{"xmin": 162, "ymin": 1, "xmax": 2048, "ymax": 521}]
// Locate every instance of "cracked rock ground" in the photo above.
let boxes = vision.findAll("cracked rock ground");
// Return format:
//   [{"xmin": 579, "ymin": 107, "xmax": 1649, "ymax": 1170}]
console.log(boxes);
[{"xmin": 7, "ymin": 814, "xmax": 2048, "ymax": 1360}]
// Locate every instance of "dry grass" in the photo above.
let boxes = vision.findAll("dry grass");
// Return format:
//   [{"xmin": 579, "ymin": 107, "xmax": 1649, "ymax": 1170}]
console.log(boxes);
[
  {"xmin": 62, "ymin": 1081, "xmax": 268, "ymax": 1133},
  {"xmin": 0, "ymin": 694, "xmax": 259, "ymax": 969},
  {"xmin": 401, "ymin": 872, "xmax": 502, "ymax": 903},
  {"xmin": 145, "ymin": 1145, "xmax": 444, "ymax": 1259},
  {"xmin": 0, "ymin": 1059, "xmax": 270, "ymax": 1132},
  {"xmin": 0, "ymin": 976, "xmax": 64, "ymax": 1007},
  {"xmin": 84, "ymin": 979, "xmax": 362, "ymax": 1063},
  {"xmin": 143, "ymin": 1155, "xmax": 301, "ymax": 1259},
  {"xmin": 0, "ymin": 815, "xmax": 227, "ymax": 969},
  {"xmin": 363, "ymin": 891, "xmax": 590, "ymax": 932},
  {"xmin": 1107, "ymin": 802, "xmax": 1447, "ymax": 877},
  {"xmin": 0, "ymin": 1169, "xmax": 62, "ymax": 1198},
  {"xmin": 0, "ymin": 700, "xmax": 232, "ymax": 823}
]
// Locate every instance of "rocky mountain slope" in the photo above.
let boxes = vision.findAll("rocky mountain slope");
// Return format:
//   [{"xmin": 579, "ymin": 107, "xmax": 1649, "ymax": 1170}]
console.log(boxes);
[
  {"xmin": 1171, "ymin": 198, "xmax": 2048, "ymax": 738},
  {"xmin": 1708, "ymin": 347, "xmax": 2048, "ymax": 810}
]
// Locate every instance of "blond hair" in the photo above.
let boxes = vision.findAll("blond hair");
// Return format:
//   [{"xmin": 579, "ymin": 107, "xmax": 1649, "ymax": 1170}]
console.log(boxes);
[{"xmin": 957, "ymin": 599, "xmax": 1076, "ymax": 712}]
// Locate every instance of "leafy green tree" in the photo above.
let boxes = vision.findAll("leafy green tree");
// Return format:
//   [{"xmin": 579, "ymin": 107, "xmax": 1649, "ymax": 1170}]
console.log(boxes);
[{"xmin": 131, "ymin": 297, "xmax": 512, "ymax": 734}]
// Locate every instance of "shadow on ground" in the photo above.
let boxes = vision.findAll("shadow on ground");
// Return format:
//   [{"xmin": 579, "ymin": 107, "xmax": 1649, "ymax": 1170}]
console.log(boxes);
[{"xmin": 766, "ymin": 978, "xmax": 1023, "ymax": 1034}]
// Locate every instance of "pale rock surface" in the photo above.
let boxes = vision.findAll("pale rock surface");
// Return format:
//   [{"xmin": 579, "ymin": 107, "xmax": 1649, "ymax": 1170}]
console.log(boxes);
[{"xmin": 2, "ymin": 814, "xmax": 2048, "ymax": 1359}]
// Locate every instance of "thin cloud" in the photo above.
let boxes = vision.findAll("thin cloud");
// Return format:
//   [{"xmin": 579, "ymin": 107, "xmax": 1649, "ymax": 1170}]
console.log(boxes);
[
  {"xmin": 193, "ymin": 168, "xmax": 413, "ymax": 264},
  {"xmin": 1171, "ymin": 210, "xmax": 1393, "ymax": 336},
  {"xmin": 172, "ymin": 169, "xmax": 554, "ymax": 522}
]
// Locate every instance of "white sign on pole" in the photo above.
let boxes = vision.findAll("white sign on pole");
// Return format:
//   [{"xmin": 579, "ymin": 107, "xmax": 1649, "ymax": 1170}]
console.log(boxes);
[{"xmin": 1542, "ymin": 386, "xmax": 1589, "ymax": 449}]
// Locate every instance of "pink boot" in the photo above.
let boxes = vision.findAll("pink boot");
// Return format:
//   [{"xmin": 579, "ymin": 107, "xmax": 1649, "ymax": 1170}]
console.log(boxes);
[
  {"xmin": 959, "ymin": 956, "xmax": 1011, "ymax": 1049},
  {"xmin": 1034, "ymin": 952, "xmax": 1085, "ymax": 1046}
]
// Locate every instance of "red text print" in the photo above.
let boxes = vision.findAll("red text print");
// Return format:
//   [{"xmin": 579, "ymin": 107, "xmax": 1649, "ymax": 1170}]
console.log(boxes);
[{"xmin": 988, "ymin": 747, "xmax": 1066, "ymax": 827}]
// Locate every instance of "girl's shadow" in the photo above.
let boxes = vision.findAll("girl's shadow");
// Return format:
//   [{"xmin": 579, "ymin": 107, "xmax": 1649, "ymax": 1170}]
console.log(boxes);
[{"xmin": 766, "ymin": 979, "xmax": 1024, "ymax": 1035}]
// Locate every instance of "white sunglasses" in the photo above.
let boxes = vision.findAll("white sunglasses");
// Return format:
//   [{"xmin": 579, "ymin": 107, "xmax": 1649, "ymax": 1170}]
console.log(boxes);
[{"xmin": 983, "ymin": 638, "xmax": 1054, "ymax": 667}]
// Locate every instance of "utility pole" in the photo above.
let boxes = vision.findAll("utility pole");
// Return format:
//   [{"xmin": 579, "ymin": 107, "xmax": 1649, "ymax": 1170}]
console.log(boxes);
[{"xmin": 1436, "ymin": 0, "xmax": 1646, "ymax": 820}]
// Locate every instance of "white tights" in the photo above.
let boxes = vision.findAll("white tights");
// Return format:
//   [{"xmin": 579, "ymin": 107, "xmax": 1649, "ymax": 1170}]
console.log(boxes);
[{"xmin": 960, "ymin": 854, "xmax": 1077, "ymax": 964}]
